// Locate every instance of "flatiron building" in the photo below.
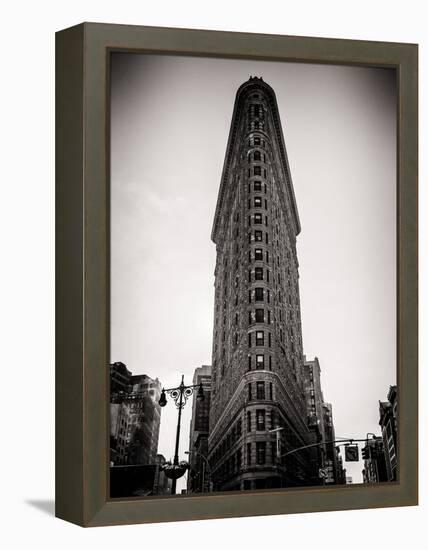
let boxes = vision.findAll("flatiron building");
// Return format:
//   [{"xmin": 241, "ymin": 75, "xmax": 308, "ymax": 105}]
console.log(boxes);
[{"xmin": 208, "ymin": 77, "xmax": 319, "ymax": 490}]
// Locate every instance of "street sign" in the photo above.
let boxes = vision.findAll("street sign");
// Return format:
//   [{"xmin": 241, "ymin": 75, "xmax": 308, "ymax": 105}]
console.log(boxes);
[{"xmin": 344, "ymin": 444, "xmax": 359, "ymax": 462}]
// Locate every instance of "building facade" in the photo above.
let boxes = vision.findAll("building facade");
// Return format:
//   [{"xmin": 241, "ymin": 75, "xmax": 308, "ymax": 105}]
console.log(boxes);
[
  {"xmin": 362, "ymin": 437, "xmax": 388, "ymax": 483},
  {"xmin": 110, "ymin": 365, "xmax": 162, "ymax": 466},
  {"xmin": 110, "ymin": 361, "xmax": 132, "ymax": 393},
  {"xmin": 302, "ymin": 357, "xmax": 342, "ymax": 485},
  {"xmin": 188, "ymin": 365, "xmax": 212, "ymax": 493},
  {"xmin": 379, "ymin": 385, "xmax": 398, "ymax": 481},
  {"xmin": 208, "ymin": 77, "xmax": 319, "ymax": 491}
]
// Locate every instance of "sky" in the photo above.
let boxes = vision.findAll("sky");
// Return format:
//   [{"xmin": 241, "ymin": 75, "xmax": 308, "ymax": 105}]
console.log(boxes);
[{"xmin": 110, "ymin": 53, "xmax": 396, "ymax": 489}]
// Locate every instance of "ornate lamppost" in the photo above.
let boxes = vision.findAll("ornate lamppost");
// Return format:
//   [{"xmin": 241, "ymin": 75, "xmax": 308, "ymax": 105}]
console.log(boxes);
[{"xmin": 158, "ymin": 375, "xmax": 204, "ymax": 494}]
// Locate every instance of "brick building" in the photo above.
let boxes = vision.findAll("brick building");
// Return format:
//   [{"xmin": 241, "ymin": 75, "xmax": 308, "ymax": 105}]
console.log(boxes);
[
  {"xmin": 362, "ymin": 437, "xmax": 388, "ymax": 483},
  {"xmin": 208, "ymin": 77, "xmax": 320, "ymax": 491},
  {"xmin": 110, "ymin": 365, "xmax": 162, "ymax": 466},
  {"xmin": 187, "ymin": 365, "xmax": 212, "ymax": 493},
  {"xmin": 379, "ymin": 385, "xmax": 398, "ymax": 481}
]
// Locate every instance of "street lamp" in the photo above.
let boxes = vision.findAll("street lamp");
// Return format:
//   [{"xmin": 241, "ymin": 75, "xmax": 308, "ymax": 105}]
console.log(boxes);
[{"xmin": 158, "ymin": 375, "xmax": 204, "ymax": 494}]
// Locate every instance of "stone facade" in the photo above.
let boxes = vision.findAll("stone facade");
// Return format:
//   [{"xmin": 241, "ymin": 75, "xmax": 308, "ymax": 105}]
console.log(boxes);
[
  {"xmin": 110, "ymin": 366, "xmax": 162, "ymax": 466},
  {"xmin": 188, "ymin": 365, "xmax": 212, "ymax": 493},
  {"xmin": 208, "ymin": 77, "xmax": 319, "ymax": 490},
  {"xmin": 379, "ymin": 385, "xmax": 398, "ymax": 481}
]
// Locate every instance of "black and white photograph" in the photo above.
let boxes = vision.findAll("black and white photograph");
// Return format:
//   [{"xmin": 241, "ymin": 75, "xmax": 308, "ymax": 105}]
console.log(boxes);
[{"xmin": 109, "ymin": 53, "xmax": 397, "ymax": 498}]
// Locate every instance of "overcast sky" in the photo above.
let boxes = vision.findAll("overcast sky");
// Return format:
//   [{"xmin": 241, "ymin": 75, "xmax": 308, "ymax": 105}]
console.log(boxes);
[{"xmin": 110, "ymin": 53, "xmax": 396, "ymax": 488}]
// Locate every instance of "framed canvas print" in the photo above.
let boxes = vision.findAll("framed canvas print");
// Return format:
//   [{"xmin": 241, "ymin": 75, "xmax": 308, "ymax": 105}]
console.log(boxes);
[{"xmin": 55, "ymin": 23, "xmax": 418, "ymax": 527}]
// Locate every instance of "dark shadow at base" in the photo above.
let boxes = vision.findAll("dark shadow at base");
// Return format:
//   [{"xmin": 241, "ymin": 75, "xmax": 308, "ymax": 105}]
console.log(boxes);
[{"xmin": 26, "ymin": 499, "xmax": 55, "ymax": 516}]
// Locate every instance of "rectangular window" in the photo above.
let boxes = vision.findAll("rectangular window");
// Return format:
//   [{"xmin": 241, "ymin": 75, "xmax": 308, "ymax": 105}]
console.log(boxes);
[
  {"xmin": 254, "ymin": 213, "xmax": 262, "ymax": 224},
  {"xmin": 255, "ymin": 309, "xmax": 264, "ymax": 323},
  {"xmin": 256, "ymin": 355, "xmax": 265, "ymax": 370},
  {"xmin": 254, "ymin": 248, "xmax": 263, "ymax": 260},
  {"xmin": 255, "ymin": 230, "xmax": 263, "ymax": 242},
  {"xmin": 263, "ymin": 169, "xmax": 267, "ymax": 178},
  {"xmin": 248, "ymin": 354, "xmax": 252, "ymax": 370},
  {"xmin": 248, "ymin": 289, "xmax": 252, "ymax": 303},
  {"xmin": 271, "ymin": 441, "xmax": 276, "ymax": 463},
  {"xmin": 269, "ymin": 355, "xmax": 272, "ymax": 370},
  {"xmin": 265, "ymin": 250, "xmax": 269, "ymax": 263},
  {"xmin": 256, "ymin": 330, "xmax": 264, "ymax": 346},
  {"xmin": 236, "ymin": 448, "xmax": 242, "ymax": 469},
  {"xmin": 254, "ymin": 166, "xmax": 261, "ymax": 176},
  {"xmin": 254, "ymin": 196, "xmax": 262, "ymax": 207},
  {"xmin": 270, "ymin": 382, "xmax": 273, "ymax": 401},
  {"xmin": 247, "ymin": 411, "xmax": 251, "ymax": 431},
  {"xmin": 256, "ymin": 441, "xmax": 266, "ymax": 464},
  {"xmin": 256, "ymin": 409, "xmax": 266, "ymax": 430},
  {"xmin": 267, "ymin": 289, "xmax": 270, "ymax": 303},
  {"xmin": 253, "ymin": 150, "xmax": 261, "ymax": 161},
  {"xmin": 268, "ymin": 332, "xmax": 272, "ymax": 347},
  {"xmin": 247, "ymin": 443, "xmax": 252, "ymax": 465},
  {"xmin": 254, "ymin": 137, "xmax": 260, "ymax": 145},
  {"xmin": 248, "ymin": 383, "xmax": 252, "ymax": 401},
  {"xmin": 256, "ymin": 381, "xmax": 265, "ymax": 399},
  {"xmin": 268, "ymin": 310, "xmax": 271, "ymax": 324},
  {"xmin": 248, "ymin": 332, "xmax": 252, "ymax": 347},
  {"xmin": 265, "ymin": 216, "xmax": 268, "ymax": 226},
  {"xmin": 255, "ymin": 267, "xmax": 263, "ymax": 280},
  {"xmin": 265, "ymin": 199, "xmax": 268, "ymax": 210},
  {"xmin": 255, "ymin": 287, "xmax": 264, "ymax": 301},
  {"xmin": 267, "ymin": 270, "xmax": 270, "ymax": 282},
  {"xmin": 265, "ymin": 232, "xmax": 269, "ymax": 244}
]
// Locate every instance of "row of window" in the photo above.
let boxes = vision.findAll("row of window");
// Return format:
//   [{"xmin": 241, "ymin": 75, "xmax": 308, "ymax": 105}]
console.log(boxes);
[
  {"xmin": 248, "ymin": 266, "xmax": 270, "ymax": 282},
  {"xmin": 248, "ymin": 329, "xmax": 270, "ymax": 347},
  {"xmin": 248, "ymin": 180, "xmax": 267, "ymax": 194},
  {"xmin": 212, "ymin": 440, "xmax": 275, "ymax": 480},
  {"xmin": 248, "ymin": 196, "xmax": 268, "ymax": 209},
  {"xmin": 248, "ymin": 308, "xmax": 271, "ymax": 324},
  {"xmin": 249, "ymin": 248, "xmax": 269, "ymax": 262},
  {"xmin": 248, "ymin": 353, "xmax": 272, "ymax": 370},
  {"xmin": 248, "ymin": 287, "xmax": 270, "ymax": 303},
  {"xmin": 248, "ymin": 213, "xmax": 268, "ymax": 226},
  {"xmin": 248, "ymin": 166, "xmax": 267, "ymax": 178},
  {"xmin": 210, "ymin": 406, "xmax": 277, "ymax": 471},
  {"xmin": 247, "ymin": 381, "xmax": 273, "ymax": 401},
  {"xmin": 248, "ymin": 150, "xmax": 267, "ymax": 163},
  {"xmin": 249, "ymin": 229, "xmax": 269, "ymax": 244},
  {"xmin": 248, "ymin": 104, "xmax": 263, "ymax": 118},
  {"xmin": 248, "ymin": 135, "xmax": 266, "ymax": 148}
]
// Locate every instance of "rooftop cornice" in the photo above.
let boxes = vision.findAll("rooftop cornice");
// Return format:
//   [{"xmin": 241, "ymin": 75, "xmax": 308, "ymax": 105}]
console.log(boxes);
[{"xmin": 211, "ymin": 77, "xmax": 301, "ymax": 244}]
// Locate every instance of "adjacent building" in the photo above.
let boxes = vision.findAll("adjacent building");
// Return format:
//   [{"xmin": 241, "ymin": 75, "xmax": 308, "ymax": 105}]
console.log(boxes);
[
  {"xmin": 302, "ymin": 357, "xmax": 341, "ymax": 484},
  {"xmin": 110, "ymin": 363, "xmax": 162, "ymax": 467},
  {"xmin": 188, "ymin": 365, "xmax": 212, "ymax": 493},
  {"xmin": 362, "ymin": 437, "xmax": 388, "ymax": 483},
  {"xmin": 110, "ymin": 454, "xmax": 172, "ymax": 498},
  {"xmin": 110, "ymin": 361, "xmax": 132, "ymax": 393},
  {"xmin": 208, "ymin": 77, "xmax": 321, "ymax": 491},
  {"xmin": 379, "ymin": 385, "xmax": 398, "ymax": 481}
]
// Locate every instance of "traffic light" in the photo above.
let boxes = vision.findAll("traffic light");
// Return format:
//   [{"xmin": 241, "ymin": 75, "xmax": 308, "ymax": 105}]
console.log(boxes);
[
  {"xmin": 344, "ymin": 444, "xmax": 359, "ymax": 462},
  {"xmin": 361, "ymin": 446, "xmax": 370, "ymax": 460}
]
